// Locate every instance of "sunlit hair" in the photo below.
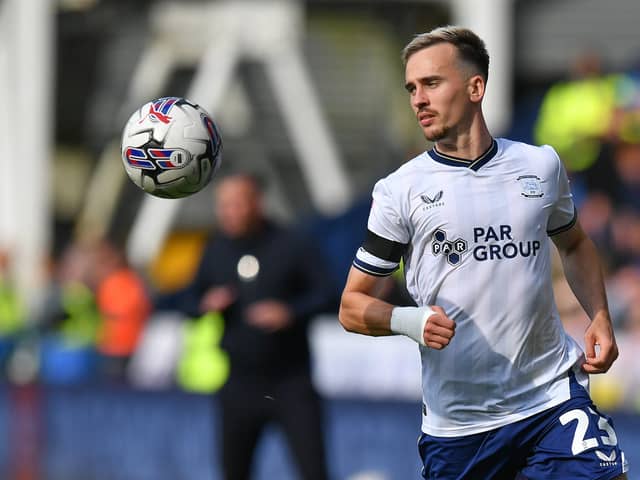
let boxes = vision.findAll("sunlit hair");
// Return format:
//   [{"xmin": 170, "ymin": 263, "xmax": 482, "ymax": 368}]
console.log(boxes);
[{"xmin": 402, "ymin": 26, "xmax": 489, "ymax": 82}]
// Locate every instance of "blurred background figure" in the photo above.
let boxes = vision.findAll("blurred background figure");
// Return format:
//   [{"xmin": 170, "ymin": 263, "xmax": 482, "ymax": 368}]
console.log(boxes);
[
  {"xmin": 35, "ymin": 237, "xmax": 151, "ymax": 384},
  {"xmin": 36, "ymin": 239, "xmax": 101, "ymax": 385},
  {"xmin": 159, "ymin": 173, "xmax": 335, "ymax": 480},
  {"xmin": 533, "ymin": 48, "xmax": 640, "ymax": 413},
  {"xmin": 0, "ymin": 249, "xmax": 25, "ymax": 377},
  {"xmin": 91, "ymin": 238, "xmax": 151, "ymax": 381},
  {"xmin": 534, "ymin": 49, "xmax": 622, "ymax": 198}
]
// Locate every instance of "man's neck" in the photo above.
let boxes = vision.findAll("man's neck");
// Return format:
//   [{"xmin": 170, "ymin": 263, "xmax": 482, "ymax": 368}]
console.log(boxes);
[{"xmin": 434, "ymin": 118, "xmax": 493, "ymax": 160}]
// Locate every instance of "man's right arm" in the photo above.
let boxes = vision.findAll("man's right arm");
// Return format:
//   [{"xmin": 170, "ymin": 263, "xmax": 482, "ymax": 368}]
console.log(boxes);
[
  {"xmin": 338, "ymin": 266, "xmax": 396, "ymax": 336},
  {"xmin": 338, "ymin": 266, "xmax": 455, "ymax": 348}
]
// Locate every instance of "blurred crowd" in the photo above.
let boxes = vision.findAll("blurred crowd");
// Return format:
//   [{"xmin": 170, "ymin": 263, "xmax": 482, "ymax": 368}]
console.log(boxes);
[
  {"xmin": 536, "ymin": 50, "xmax": 640, "ymax": 411},
  {"xmin": 0, "ymin": 238, "xmax": 151, "ymax": 386},
  {"xmin": 1, "ymin": 49, "xmax": 640, "ymax": 413}
]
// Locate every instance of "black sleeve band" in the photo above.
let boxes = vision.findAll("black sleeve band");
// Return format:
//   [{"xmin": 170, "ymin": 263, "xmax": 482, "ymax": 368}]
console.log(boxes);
[
  {"xmin": 362, "ymin": 229, "xmax": 408, "ymax": 263},
  {"xmin": 547, "ymin": 206, "xmax": 578, "ymax": 236}
]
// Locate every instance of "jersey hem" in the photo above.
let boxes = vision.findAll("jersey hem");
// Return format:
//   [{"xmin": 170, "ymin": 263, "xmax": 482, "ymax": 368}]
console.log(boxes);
[{"xmin": 420, "ymin": 394, "xmax": 571, "ymax": 438}]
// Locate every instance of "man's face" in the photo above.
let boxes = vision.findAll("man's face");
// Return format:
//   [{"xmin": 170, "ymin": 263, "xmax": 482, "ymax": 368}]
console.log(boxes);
[
  {"xmin": 215, "ymin": 177, "xmax": 262, "ymax": 238},
  {"xmin": 404, "ymin": 43, "xmax": 476, "ymax": 142}
]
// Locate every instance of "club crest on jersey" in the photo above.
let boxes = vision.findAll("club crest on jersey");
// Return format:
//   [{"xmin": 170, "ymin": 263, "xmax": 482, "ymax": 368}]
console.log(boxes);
[{"xmin": 517, "ymin": 175, "xmax": 543, "ymax": 198}]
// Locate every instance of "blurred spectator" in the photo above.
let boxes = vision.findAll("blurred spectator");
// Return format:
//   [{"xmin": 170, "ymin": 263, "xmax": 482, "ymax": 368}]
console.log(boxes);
[
  {"xmin": 0, "ymin": 250, "xmax": 24, "ymax": 333},
  {"xmin": 576, "ymin": 192, "xmax": 614, "ymax": 258},
  {"xmin": 610, "ymin": 208, "xmax": 640, "ymax": 266},
  {"xmin": 36, "ymin": 237, "xmax": 150, "ymax": 384},
  {"xmin": 0, "ymin": 249, "xmax": 25, "ymax": 375},
  {"xmin": 160, "ymin": 173, "xmax": 335, "ymax": 480},
  {"xmin": 534, "ymin": 50, "xmax": 623, "ymax": 199},
  {"xmin": 608, "ymin": 267, "xmax": 640, "ymax": 331},
  {"xmin": 535, "ymin": 54, "xmax": 640, "ymax": 402},
  {"xmin": 36, "ymin": 239, "xmax": 101, "ymax": 384},
  {"xmin": 611, "ymin": 141, "xmax": 640, "ymax": 212},
  {"xmin": 91, "ymin": 238, "xmax": 151, "ymax": 381},
  {"xmin": 611, "ymin": 58, "xmax": 640, "ymax": 145}
]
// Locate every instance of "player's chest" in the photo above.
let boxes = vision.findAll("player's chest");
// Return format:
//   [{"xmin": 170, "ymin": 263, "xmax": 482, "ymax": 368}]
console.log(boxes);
[{"xmin": 407, "ymin": 170, "xmax": 552, "ymax": 236}]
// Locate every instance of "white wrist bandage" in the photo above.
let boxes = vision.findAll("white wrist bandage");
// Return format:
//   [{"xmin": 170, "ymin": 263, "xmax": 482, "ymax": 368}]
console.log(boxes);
[{"xmin": 390, "ymin": 306, "xmax": 436, "ymax": 346}]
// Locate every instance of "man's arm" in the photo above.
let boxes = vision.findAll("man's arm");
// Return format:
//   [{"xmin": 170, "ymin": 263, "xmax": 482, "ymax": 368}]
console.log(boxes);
[
  {"xmin": 552, "ymin": 220, "xmax": 619, "ymax": 374},
  {"xmin": 338, "ymin": 266, "xmax": 455, "ymax": 348},
  {"xmin": 338, "ymin": 267, "xmax": 396, "ymax": 336}
]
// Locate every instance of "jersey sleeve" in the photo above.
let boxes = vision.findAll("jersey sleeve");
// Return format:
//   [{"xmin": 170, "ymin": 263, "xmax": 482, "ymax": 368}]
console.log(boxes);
[
  {"xmin": 545, "ymin": 146, "xmax": 577, "ymax": 236},
  {"xmin": 353, "ymin": 179, "xmax": 410, "ymax": 277}
]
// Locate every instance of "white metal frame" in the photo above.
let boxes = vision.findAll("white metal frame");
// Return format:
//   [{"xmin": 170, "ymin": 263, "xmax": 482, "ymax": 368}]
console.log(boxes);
[
  {"xmin": 0, "ymin": 0, "xmax": 514, "ymax": 300},
  {"xmin": 115, "ymin": 1, "xmax": 352, "ymax": 266},
  {"xmin": 0, "ymin": 0, "xmax": 54, "ymax": 308}
]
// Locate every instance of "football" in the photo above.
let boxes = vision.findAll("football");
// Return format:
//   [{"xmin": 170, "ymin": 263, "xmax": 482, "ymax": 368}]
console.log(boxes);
[{"xmin": 121, "ymin": 97, "xmax": 222, "ymax": 198}]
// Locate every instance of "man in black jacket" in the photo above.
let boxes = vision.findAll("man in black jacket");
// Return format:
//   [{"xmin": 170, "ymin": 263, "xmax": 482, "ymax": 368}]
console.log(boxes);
[{"xmin": 183, "ymin": 173, "xmax": 333, "ymax": 480}]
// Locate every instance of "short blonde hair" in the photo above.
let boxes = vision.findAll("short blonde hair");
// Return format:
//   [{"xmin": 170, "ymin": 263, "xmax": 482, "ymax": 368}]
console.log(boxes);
[{"xmin": 402, "ymin": 26, "xmax": 489, "ymax": 81}]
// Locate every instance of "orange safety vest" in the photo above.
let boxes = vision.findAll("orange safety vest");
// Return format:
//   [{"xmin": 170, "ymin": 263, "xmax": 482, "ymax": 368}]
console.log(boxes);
[{"xmin": 95, "ymin": 268, "xmax": 151, "ymax": 357}]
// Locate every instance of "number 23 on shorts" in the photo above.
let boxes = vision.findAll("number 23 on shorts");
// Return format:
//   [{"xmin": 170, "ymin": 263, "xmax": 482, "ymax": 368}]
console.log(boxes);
[{"xmin": 525, "ymin": 405, "xmax": 630, "ymax": 478}]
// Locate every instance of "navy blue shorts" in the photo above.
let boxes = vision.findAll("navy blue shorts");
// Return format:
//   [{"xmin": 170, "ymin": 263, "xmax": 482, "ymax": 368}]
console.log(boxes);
[{"xmin": 418, "ymin": 378, "xmax": 628, "ymax": 479}]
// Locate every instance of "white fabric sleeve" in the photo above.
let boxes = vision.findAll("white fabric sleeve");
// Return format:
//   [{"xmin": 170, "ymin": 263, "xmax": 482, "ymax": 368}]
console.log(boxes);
[
  {"xmin": 353, "ymin": 179, "xmax": 410, "ymax": 276},
  {"xmin": 368, "ymin": 179, "xmax": 411, "ymax": 245},
  {"xmin": 545, "ymin": 146, "xmax": 577, "ymax": 235}
]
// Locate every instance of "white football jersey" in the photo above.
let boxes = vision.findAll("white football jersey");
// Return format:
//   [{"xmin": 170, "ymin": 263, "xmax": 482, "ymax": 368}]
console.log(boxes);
[{"xmin": 354, "ymin": 138, "xmax": 588, "ymax": 437}]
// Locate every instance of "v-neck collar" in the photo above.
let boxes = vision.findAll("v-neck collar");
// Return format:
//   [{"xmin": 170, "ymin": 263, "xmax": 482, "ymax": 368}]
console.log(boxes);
[{"xmin": 428, "ymin": 138, "xmax": 498, "ymax": 171}]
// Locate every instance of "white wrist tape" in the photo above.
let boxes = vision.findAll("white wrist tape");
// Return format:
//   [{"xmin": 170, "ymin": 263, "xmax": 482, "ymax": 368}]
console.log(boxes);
[{"xmin": 390, "ymin": 306, "xmax": 436, "ymax": 346}]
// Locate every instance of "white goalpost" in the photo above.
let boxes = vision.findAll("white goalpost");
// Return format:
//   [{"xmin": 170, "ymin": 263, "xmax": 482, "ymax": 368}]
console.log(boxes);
[{"xmin": 0, "ymin": 0, "xmax": 54, "ymax": 309}]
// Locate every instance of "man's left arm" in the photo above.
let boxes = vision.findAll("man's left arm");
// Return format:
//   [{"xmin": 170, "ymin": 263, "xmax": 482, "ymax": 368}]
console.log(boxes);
[{"xmin": 552, "ymin": 220, "xmax": 619, "ymax": 374}]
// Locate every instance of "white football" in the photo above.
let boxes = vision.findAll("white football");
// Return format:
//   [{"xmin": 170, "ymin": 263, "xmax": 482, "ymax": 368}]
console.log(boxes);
[{"xmin": 121, "ymin": 97, "xmax": 222, "ymax": 198}]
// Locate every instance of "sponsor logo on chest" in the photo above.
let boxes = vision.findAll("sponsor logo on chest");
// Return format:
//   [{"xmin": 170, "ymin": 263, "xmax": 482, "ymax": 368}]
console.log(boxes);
[{"xmin": 431, "ymin": 224, "xmax": 541, "ymax": 265}]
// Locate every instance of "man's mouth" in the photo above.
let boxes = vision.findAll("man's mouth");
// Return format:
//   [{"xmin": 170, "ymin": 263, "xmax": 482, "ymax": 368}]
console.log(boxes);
[{"xmin": 418, "ymin": 112, "xmax": 436, "ymax": 127}]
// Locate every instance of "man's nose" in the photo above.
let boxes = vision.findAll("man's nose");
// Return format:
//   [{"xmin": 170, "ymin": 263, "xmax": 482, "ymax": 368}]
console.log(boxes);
[{"xmin": 412, "ymin": 87, "xmax": 429, "ymax": 109}]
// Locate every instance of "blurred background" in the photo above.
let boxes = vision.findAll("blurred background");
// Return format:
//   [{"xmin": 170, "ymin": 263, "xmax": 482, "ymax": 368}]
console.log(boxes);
[{"xmin": 1, "ymin": 0, "xmax": 640, "ymax": 478}]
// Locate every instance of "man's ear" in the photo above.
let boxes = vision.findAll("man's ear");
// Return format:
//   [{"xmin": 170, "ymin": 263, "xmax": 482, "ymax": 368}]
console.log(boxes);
[{"xmin": 468, "ymin": 75, "xmax": 485, "ymax": 103}]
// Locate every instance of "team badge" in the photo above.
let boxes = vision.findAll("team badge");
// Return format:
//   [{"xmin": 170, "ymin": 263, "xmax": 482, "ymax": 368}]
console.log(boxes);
[
  {"xmin": 237, "ymin": 254, "xmax": 260, "ymax": 281},
  {"xmin": 517, "ymin": 175, "xmax": 543, "ymax": 198}
]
